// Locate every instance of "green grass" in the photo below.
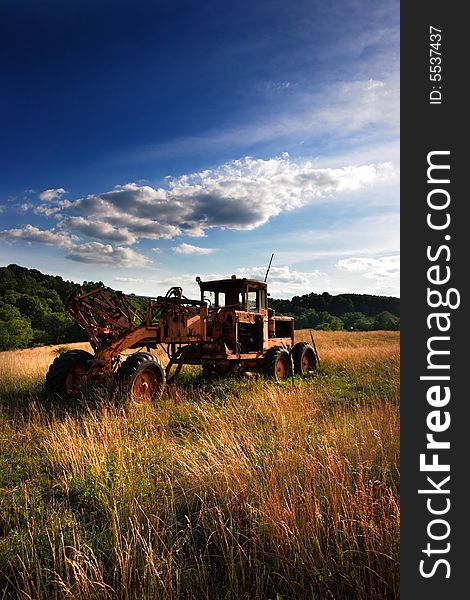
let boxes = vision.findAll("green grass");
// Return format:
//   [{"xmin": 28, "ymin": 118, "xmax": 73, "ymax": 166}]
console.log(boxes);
[{"xmin": 0, "ymin": 332, "xmax": 399, "ymax": 599}]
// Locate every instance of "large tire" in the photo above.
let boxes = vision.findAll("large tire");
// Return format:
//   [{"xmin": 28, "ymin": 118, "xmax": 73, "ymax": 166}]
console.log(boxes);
[
  {"xmin": 45, "ymin": 350, "xmax": 94, "ymax": 396},
  {"xmin": 117, "ymin": 352, "xmax": 166, "ymax": 403},
  {"xmin": 263, "ymin": 346, "xmax": 293, "ymax": 381},
  {"xmin": 292, "ymin": 342, "xmax": 317, "ymax": 375}
]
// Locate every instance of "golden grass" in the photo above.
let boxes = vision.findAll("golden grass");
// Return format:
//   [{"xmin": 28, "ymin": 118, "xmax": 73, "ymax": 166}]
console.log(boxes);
[{"xmin": 0, "ymin": 331, "xmax": 399, "ymax": 599}]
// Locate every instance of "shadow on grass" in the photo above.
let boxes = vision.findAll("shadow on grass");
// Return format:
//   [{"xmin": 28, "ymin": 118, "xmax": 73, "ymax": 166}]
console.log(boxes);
[
  {"xmin": 0, "ymin": 365, "xmax": 329, "ymax": 422},
  {"xmin": 0, "ymin": 383, "xmax": 122, "ymax": 422}
]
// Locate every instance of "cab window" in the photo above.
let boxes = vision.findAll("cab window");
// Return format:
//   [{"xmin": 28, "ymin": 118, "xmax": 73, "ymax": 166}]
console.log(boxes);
[
  {"xmin": 204, "ymin": 291, "xmax": 216, "ymax": 306},
  {"xmin": 247, "ymin": 289, "xmax": 257, "ymax": 311}
]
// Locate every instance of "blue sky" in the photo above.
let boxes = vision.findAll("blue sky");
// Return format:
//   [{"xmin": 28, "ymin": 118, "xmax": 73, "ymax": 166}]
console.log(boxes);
[{"xmin": 0, "ymin": 0, "xmax": 399, "ymax": 299}]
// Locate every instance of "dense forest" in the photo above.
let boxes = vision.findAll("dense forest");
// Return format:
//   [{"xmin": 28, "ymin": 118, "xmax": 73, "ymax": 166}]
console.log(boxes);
[
  {"xmin": 270, "ymin": 292, "xmax": 400, "ymax": 332},
  {"xmin": 0, "ymin": 264, "xmax": 399, "ymax": 351},
  {"xmin": 0, "ymin": 264, "xmax": 88, "ymax": 351}
]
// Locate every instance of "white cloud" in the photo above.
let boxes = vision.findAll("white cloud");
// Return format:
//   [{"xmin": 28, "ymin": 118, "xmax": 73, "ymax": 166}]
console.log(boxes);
[
  {"xmin": 336, "ymin": 255, "xmax": 399, "ymax": 280},
  {"xmin": 366, "ymin": 79, "xmax": 386, "ymax": 90},
  {"xmin": 39, "ymin": 188, "xmax": 67, "ymax": 201},
  {"xmin": 64, "ymin": 155, "xmax": 394, "ymax": 243},
  {"xmin": 3, "ymin": 155, "xmax": 396, "ymax": 268},
  {"xmin": 61, "ymin": 217, "xmax": 137, "ymax": 245},
  {"xmin": 0, "ymin": 224, "xmax": 76, "ymax": 248},
  {"xmin": 18, "ymin": 203, "xmax": 34, "ymax": 214},
  {"xmin": 173, "ymin": 243, "xmax": 215, "ymax": 255},
  {"xmin": 229, "ymin": 265, "xmax": 329, "ymax": 298},
  {"xmin": 34, "ymin": 199, "xmax": 73, "ymax": 216},
  {"xmin": 114, "ymin": 276, "xmax": 148, "ymax": 283},
  {"xmin": 65, "ymin": 243, "xmax": 151, "ymax": 267},
  {"xmin": 111, "ymin": 265, "xmax": 327, "ymax": 299},
  {"xmin": 0, "ymin": 224, "xmax": 149, "ymax": 268},
  {"xmin": 234, "ymin": 265, "xmax": 324, "ymax": 286}
]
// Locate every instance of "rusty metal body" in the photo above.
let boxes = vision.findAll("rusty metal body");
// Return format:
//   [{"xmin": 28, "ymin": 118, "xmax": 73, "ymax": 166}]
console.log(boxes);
[
  {"xmin": 46, "ymin": 274, "xmax": 319, "ymax": 400},
  {"xmin": 66, "ymin": 276, "xmax": 294, "ymax": 380},
  {"xmin": 186, "ymin": 276, "xmax": 294, "ymax": 367}
]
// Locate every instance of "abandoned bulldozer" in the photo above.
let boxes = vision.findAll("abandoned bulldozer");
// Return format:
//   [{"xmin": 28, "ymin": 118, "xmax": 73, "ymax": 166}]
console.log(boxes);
[{"xmin": 45, "ymin": 275, "xmax": 318, "ymax": 402}]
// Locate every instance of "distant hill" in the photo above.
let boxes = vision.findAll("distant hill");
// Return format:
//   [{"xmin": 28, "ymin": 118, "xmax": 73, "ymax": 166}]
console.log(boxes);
[
  {"xmin": 0, "ymin": 264, "xmax": 89, "ymax": 351},
  {"xmin": 0, "ymin": 264, "xmax": 399, "ymax": 351}
]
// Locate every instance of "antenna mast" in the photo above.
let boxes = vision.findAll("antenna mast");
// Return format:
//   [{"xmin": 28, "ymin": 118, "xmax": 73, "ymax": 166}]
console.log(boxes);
[{"xmin": 264, "ymin": 253, "xmax": 274, "ymax": 282}]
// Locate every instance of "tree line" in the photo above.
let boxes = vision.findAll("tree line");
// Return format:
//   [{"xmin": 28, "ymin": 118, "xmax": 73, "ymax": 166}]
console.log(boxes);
[
  {"xmin": 0, "ymin": 264, "xmax": 88, "ymax": 351},
  {"xmin": 0, "ymin": 264, "xmax": 400, "ymax": 351},
  {"xmin": 269, "ymin": 291, "xmax": 400, "ymax": 331}
]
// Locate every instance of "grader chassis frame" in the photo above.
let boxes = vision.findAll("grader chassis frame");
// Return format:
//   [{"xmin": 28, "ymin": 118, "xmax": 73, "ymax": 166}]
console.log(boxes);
[{"xmin": 45, "ymin": 276, "xmax": 318, "ymax": 402}]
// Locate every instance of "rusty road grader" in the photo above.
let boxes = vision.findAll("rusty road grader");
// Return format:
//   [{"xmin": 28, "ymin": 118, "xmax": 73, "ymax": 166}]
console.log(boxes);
[{"xmin": 45, "ymin": 275, "xmax": 319, "ymax": 402}]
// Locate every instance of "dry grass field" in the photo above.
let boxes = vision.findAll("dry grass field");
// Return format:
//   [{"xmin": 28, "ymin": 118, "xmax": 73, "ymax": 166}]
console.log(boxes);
[{"xmin": 0, "ymin": 331, "xmax": 399, "ymax": 599}]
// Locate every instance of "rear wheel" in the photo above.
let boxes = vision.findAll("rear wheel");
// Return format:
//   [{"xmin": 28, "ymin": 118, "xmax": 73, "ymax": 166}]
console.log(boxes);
[
  {"xmin": 263, "ymin": 346, "xmax": 293, "ymax": 381},
  {"xmin": 292, "ymin": 342, "xmax": 317, "ymax": 375},
  {"xmin": 45, "ymin": 350, "xmax": 94, "ymax": 396},
  {"xmin": 118, "ymin": 352, "xmax": 166, "ymax": 403}
]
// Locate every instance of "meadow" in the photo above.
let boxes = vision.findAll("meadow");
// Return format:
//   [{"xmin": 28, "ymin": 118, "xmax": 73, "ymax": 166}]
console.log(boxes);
[{"xmin": 0, "ymin": 331, "xmax": 399, "ymax": 599}]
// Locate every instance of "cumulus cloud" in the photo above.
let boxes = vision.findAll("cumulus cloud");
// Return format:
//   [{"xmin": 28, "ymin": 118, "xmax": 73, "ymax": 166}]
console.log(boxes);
[
  {"xmin": 336, "ymin": 255, "xmax": 399, "ymax": 280},
  {"xmin": 61, "ymin": 217, "xmax": 137, "ymax": 245},
  {"xmin": 230, "ymin": 265, "xmax": 330, "ymax": 297},
  {"xmin": 64, "ymin": 155, "xmax": 394, "ymax": 244},
  {"xmin": 0, "ymin": 224, "xmax": 149, "ymax": 268},
  {"xmin": 113, "ymin": 265, "xmax": 328, "ymax": 298},
  {"xmin": 173, "ymin": 243, "xmax": 215, "ymax": 255},
  {"xmin": 39, "ymin": 188, "xmax": 67, "ymax": 201},
  {"xmin": 0, "ymin": 224, "xmax": 76, "ymax": 248},
  {"xmin": 65, "ymin": 243, "xmax": 151, "ymax": 267},
  {"xmin": 18, "ymin": 203, "xmax": 35, "ymax": 214},
  {"xmin": 34, "ymin": 199, "xmax": 73, "ymax": 216},
  {"xmin": 234, "ymin": 265, "xmax": 324, "ymax": 286},
  {"xmin": 3, "ymin": 154, "xmax": 396, "ymax": 267}
]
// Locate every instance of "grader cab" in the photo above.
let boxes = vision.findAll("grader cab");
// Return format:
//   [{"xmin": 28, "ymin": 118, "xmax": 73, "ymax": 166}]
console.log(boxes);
[{"xmin": 45, "ymin": 275, "xmax": 318, "ymax": 402}]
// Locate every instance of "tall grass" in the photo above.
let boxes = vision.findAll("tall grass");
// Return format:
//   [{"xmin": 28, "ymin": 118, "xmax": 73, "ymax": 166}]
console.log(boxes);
[{"xmin": 0, "ymin": 331, "xmax": 399, "ymax": 599}]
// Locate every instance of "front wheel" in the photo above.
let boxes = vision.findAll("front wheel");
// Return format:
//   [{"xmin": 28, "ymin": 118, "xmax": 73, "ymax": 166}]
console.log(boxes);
[
  {"xmin": 45, "ymin": 349, "xmax": 94, "ymax": 396},
  {"xmin": 117, "ymin": 352, "xmax": 166, "ymax": 403}
]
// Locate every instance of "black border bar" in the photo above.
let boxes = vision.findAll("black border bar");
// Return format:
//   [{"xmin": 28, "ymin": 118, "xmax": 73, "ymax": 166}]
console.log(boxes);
[{"xmin": 401, "ymin": 3, "xmax": 467, "ymax": 597}]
